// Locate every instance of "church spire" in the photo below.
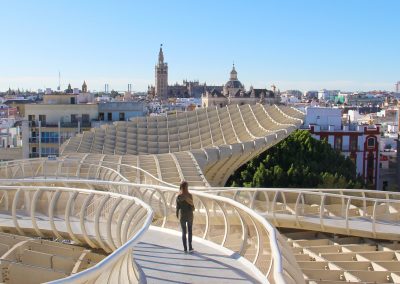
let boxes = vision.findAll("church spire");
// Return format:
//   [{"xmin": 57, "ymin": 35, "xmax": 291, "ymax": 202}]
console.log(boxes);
[
  {"xmin": 82, "ymin": 80, "xmax": 87, "ymax": 93},
  {"xmin": 230, "ymin": 63, "xmax": 238, "ymax": 80},
  {"xmin": 158, "ymin": 44, "xmax": 164, "ymax": 64}
]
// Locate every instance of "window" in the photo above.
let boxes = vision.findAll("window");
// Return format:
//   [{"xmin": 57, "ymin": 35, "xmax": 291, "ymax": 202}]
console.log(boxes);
[
  {"xmin": 119, "ymin": 112, "xmax": 125, "ymax": 121},
  {"xmin": 41, "ymin": 132, "xmax": 59, "ymax": 143},
  {"xmin": 39, "ymin": 115, "xmax": 46, "ymax": 126},
  {"xmin": 350, "ymin": 135, "xmax": 358, "ymax": 152},
  {"xmin": 107, "ymin": 112, "xmax": 112, "ymax": 121},
  {"xmin": 367, "ymin": 137, "xmax": 375, "ymax": 148},
  {"xmin": 71, "ymin": 114, "xmax": 78, "ymax": 124},
  {"xmin": 99, "ymin": 112, "xmax": 104, "ymax": 121},
  {"xmin": 28, "ymin": 115, "xmax": 35, "ymax": 121},
  {"xmin": 367, "ymin": 153, "xmax": 374, "ymax": 184},
  {"xmin": 82, "ymin": 114, "xmax": 90, "ymax": 126},
  {"xmin": 29, "ymin": 131, "xmax": 37, "ymax": 143},
  {"xmin": 334, "ymin": 136, "xmax": 342, "ymax": 151},
  {"xmin": 70, "ymin": 97, "xmax": 76, "ymax": 104}
]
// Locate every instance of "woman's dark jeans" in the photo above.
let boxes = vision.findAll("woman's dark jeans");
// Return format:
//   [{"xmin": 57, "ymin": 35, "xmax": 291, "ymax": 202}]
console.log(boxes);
[{"xmin": 180, "ymin": 218, "xmax": 193, "ymax": 251}]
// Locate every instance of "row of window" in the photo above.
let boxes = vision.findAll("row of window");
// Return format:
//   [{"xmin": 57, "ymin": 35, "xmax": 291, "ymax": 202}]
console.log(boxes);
[
  {"xmin": 28, "ymin": 114, "xmax": 91, "ymax": 125},
  {"xmin": 41, "ymin": 147, "xmax": 59, "ymax": 155},
  {"xmin": 30, "ymin": 131, "xmax": 76, "ymax": 144},
  {"xmin": 333, "ymin": 136, "xmax": 358, "ymax": 151},
  {"xmin": 323, "ymin": 135, "xmax": 376, "ymax": 152},
  {"xmin": 99, "ymin": 112, "xmax": 125, "ymax": 121},
  {"xmin": 31, "ymin": 146, "xmax": 58, "ymax": 155}
]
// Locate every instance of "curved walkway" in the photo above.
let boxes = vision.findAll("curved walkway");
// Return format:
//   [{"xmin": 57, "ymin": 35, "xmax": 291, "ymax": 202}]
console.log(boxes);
[
  {"xmin": 134, "ymin": 226, "xmax": 263, "ymax": 284},
  {"xmin": 61, "ymin": 104, "xmax": 304, "ymax": 186}
]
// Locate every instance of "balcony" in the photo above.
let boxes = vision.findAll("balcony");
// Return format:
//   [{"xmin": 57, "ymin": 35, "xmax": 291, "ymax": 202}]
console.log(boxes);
[{"xmin": 29, "ymin": 121, "xmax": 92, "ymax": 128}]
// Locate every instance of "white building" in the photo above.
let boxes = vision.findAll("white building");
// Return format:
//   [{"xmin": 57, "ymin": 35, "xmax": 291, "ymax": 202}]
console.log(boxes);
[
  {"xmin": 0, "ymin": 118, "xmax": 21, "ymax": 148},
  {"xmin": 304, "ymin": 107, "xmax": 342, "ymax": 129},
  {"xmin": 318, "ymin": 89, "xmax": 339, "ymax": 101},
  {"xmin": 303, "ymin": 107, "xmax": 381, "ymax": 189},
  {"xmin": 280, "ymin": 93, "xmax": 300, "ymax": 104}
]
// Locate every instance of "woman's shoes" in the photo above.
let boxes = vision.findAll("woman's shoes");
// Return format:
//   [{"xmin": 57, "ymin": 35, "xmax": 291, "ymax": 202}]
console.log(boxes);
[{"xmin": 183, "ymin": 248, "xmax": 194, "ymax": 253}]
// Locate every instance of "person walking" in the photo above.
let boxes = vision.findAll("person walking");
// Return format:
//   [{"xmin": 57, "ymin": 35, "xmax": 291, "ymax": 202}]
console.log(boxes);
[{"xmin": 176, "ymin": 181, "xmax": 195, "ymax": 253}]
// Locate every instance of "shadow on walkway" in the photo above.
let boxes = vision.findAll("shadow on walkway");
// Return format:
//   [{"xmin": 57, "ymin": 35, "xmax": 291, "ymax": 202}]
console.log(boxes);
[{"xmin": 134, "ymin": 228, "xmax": 262, "ymax": 284}]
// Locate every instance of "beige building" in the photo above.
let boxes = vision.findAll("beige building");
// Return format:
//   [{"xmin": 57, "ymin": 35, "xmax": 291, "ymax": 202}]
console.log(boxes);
[
  {"xmin": 43, "ymin": 93, "xmax": 78, "ymax": 104},
  {"xmin": 23, "ymin": 94, "xmax": 98, "ymax": 158}
]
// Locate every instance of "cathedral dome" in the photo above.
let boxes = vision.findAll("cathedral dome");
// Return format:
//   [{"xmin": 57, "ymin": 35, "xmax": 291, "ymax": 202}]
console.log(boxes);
[
  {"xmin": 224, "ymin": 80, "xmax": 244, "ymax": 89},
  {"xmin": 224, "ymin": 64, "xmax": 244, "ymax": 89}
]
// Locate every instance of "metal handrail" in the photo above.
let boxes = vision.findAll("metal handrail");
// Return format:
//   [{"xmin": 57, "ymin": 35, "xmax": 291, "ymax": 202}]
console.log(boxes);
[
  {"xmin": 75, "ymin": 158, "xmax": 178, "ymax": 188},
  {"xmin": 198, "ymin": 187, "xmax": 400, "ymax": 241},
  {"xmin": 2, "ymin": 176, "xmax": 400, "ymax": 281},
  {"xmin": 0, "ymin": 185, "xmax": 153, "ymax": 284},
  {"xmin": 0, "ymin": 158, "xmax": 128, "ymax": 182},
  {"xmin": 0, "ymin": 157, "xmax": 178, "ymax": 188},
  {"xmin": 0, "ymin": 178, "xmax": 304, "ymax": 284},
  {"xmin": 199, "ymin": 187, "xmax": 400, "ymax": 203}
]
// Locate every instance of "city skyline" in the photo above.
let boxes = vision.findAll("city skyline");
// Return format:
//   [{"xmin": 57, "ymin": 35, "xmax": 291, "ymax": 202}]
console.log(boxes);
[{"xmin": 1, "ymin": 0, "xmax": 399, "ymax": 92}]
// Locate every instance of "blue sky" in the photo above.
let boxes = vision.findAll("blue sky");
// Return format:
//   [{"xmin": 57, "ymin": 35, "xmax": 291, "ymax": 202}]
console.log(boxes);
[{"xmin": 1, "ymin": 1, "xmax": 399, "ymax": 92}]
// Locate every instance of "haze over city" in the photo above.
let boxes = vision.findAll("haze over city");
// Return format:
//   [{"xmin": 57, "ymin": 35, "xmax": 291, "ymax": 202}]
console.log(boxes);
[{"xmin": 1, "ymin": 0, "xmax": 399, "ymax": 92}]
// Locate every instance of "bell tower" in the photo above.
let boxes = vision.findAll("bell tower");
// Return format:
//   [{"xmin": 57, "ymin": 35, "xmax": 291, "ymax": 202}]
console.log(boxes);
[
  {"xmin": 82, "ymin": 81, "xmax": 87, "ymax": 93},
  {"xmin": 155, "ymin": 44, "xmax": 168, "ymax": 99}
]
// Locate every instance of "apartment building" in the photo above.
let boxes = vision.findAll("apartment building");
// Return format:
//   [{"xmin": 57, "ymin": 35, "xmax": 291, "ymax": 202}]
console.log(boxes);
[
  {"xmin": 303, "ymin": 107, "xmax": 381, "ymax": 189},
  {"xmin": 23, "ymin": 93, "xmax": 98, "ymax": 158}
]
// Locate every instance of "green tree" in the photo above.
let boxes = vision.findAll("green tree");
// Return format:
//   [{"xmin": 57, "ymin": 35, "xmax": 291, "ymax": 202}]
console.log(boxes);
[{"xmin": 227, "ymin": 130, "xmax": 365, "ymax": 189}]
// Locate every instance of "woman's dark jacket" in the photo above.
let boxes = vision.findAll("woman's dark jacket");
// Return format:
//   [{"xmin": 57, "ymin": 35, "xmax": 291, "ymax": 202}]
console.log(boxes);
[{"xmin": 176, "ymin": 194, "xmax": 195, "ymax": 220}]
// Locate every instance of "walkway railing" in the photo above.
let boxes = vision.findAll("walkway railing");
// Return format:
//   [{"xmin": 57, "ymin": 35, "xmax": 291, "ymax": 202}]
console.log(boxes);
[
  {"xmin": 0, "ymin": 179, "xmax": 305, "ymax": 284},
  {"xmin": 201, "ymin": 187, "xmax": 400, "ymax": 241},
  {"xmin": 0, "ymin": 157, "xmax": 177, "ymax": 188},
  {"xmin": 0, "ymin": 185, "xmax": 153, "ymax": 284},
  {"xmin": 0, "ymin": 158, "xmax": 127, "ymax": 183}
]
